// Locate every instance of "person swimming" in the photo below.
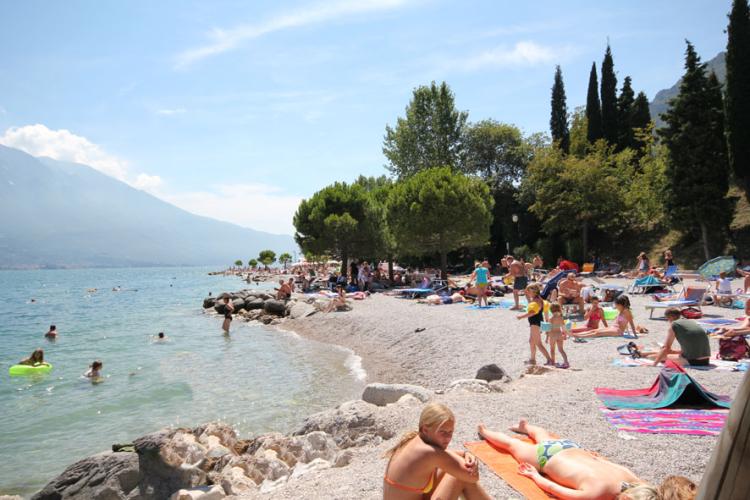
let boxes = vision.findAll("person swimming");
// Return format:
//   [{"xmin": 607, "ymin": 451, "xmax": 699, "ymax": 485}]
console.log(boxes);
[
  {"xmin": 84, "ymin": 360, "xmax": 103, "ymax": 382},
  {"xmin": 45, "ymin": 325, "xmax": 58, "ymax": 339},
  {"xmin": 19, "ymin": 348, "xmax": 48, "ymax": 366}
]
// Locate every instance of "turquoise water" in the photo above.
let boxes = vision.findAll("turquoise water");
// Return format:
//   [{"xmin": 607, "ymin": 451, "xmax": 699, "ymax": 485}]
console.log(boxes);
[{"xmin": 0, "ymin": 267, "xmax": 363, "ymax": 497}]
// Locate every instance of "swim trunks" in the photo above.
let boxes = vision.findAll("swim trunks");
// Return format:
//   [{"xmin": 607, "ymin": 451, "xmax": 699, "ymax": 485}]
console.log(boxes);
[
  {"xmin": 536, "ymin": 439, "xmax": 582, "ymax": 469},
  {"xmin": 513, "ymin": 276, "xmax": 528, "ymax": 290}
]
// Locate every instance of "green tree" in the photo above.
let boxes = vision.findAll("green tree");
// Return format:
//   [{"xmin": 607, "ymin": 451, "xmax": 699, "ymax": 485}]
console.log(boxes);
[
  {"xmin": 278, "ymin": 252, "xmax": 292, "ymax": 270},
  {"xmin": 726, "ymin": 0, "xmax": 750, "ymax": 200},
  {"xmin": 293, "ymin": 182, "xmax": 382, "ymax": 274},
  {"xmin": 234, "ymin": 259, "xmax": 243, "ymax": 268},
  {"xmin": 248, "ymin": 258, "xmax": 258, "ymax": 268},
  {"xmin": 586, "ymin": 63, "xmax": 603, "ymax": 143},
  {"xmin": 600, "ymin": 45, "xmax": 619, "ymax": 145},
  {"xmin": 631, "ymin": 92, "xmax": 652, "ymax": 151},
  {"xmin": 258, "ymin": 250, "xmax": 276, "ymax": 269},
  {"xmin": 463, "ymin": 120, "xmax": 534, "ymax": 188},
  {"xmin": 383, "ymin": 81, "xmax": 468, "ymax": 178},
  {"xmin": 550, "ymin": 65, "xmax": 570, "ymax": 153},
  {"xmin": 569, "ymin": 106, "xmax": 589, "ymax": 158},
  {"xmin": 386, "ymin": 167, "xmax": 493, "ymax": 278},
  {"xmin": 354, "ymin": 175, "xmax": 396, "ymax": 279},
  {"xmin": 624, "ymin": 124, "xmax": 668, "ymax": 230},
  {"xmin": 616, "ymin": 76, "xmax": 635, "ymax": 151},
  {"xmin": 659, "ymin": 42, "xmax": 733, "ymax": 259}
]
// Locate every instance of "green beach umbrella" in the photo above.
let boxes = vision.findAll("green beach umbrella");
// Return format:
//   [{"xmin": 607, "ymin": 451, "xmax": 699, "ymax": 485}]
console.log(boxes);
[{"xmin": 697, "ymin": 256, "xmax": 736, "ymax": 280}]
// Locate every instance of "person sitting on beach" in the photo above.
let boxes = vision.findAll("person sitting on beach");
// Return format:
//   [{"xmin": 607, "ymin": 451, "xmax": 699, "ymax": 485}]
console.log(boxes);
[
  {"xmin": 582, "ymin": 297, "xmax": 608, "ymax": 330},
  {"xmin": 642, "ymin": 308, "xmax": 711, "ymax": 367},
  {"xmin": 384, "ymin": 403, "xmax": 490, "ymax": 500},
  {"xmin": 712, "ymin": 271, "xmax": 734, "ymax": 307},
  {"xmin": 477, "ymin": 419, "xmax": 693, "ymax": 500},
  {"xmin": 570, "ymin": 295, "xmax": 637, "ymax": 339},
  {"xmin": 469, "ymin": 260, "xmax": 490, "ymax": 308},
  {"xmin": 45, "ymin": 325, "xmax": 58, "ymax": 339},
  {"xmin": 516, "ymin": 284, "xmax": 553, "ymax": 366},
  {"xmin": 324, "ymin": 286, "xmax": 349, "ymax": 313},
  {"xmin": 628, "ymin": 252, "xmax": 650, "ymax": 278},
  {"xmin": 547, "ymin": 303, "xmax": 570, "ymax": 369},
  {"xmin": 712, "ymin": 298, "xmax": 750, "ymax": 338},
  {"xmin": 735, "ymin": 262, "xmax": 750, "ymax": 294},
  {"xmin": 275, "ymin": 279, "xmax": 292, "ymax": 300},
  {"xmin": 663, "ymin": 249, "xmax": 675, "ymax": 269},
  {"xmin": 19, "ymin": 348, "xmax": 48, "ymax": 366},
  {"xmin": 558, "ymin": 273, "xmax": 585, "ymax": 315},
  {"xmin": 84, "ymin": 360, "xmax": 103, "ymax": 379}
]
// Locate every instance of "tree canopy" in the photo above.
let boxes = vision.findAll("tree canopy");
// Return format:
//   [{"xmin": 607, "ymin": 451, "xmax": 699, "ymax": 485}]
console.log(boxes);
[
  {"xmin": 258, "ymin": 250, "xmax": 276, "ymax": 268},
  {"xmin": 586, "ymin": 63, "xmax": 603, "ymax": 143},
  {"xmin": 600, "ymin": 45, "xmax": 619, "ymax": 145},
  {"xmin": 550, "ymin": 65, "xmax": 570, "ymax": 153}
]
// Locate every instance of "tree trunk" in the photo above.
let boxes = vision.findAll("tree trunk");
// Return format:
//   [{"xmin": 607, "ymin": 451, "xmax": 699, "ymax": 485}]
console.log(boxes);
[
  {"xmin": 440, "ymin": 251, "xmax": 448, "ymax": 280},
  {"xmin": 388, "ymin": 256, "xmax": 394, "ymax": 283},
  {"xmin": 341, "ymin": 251, "xmax": 348, "ymax": 277},
  {"xmin": 700, "ymin": 222, "xmax": 710, "ymax": 261},
  {"xmin": 582, "ymin": 220, "xmax": 589, "ymax": 263}
]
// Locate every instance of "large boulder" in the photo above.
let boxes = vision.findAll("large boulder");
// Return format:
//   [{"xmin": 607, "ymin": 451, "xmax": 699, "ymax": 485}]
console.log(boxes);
[
  {"xmin": 244, "ymin": 298, "xmax": 264, "ymax": 310},
  {"xmin": 362, "ymin": 383, "xmax": 432, "ymax": 407},
  {"xmin": 231, "ymin": 298, "xmax": 245, "ymax": 311},
  {"xmin": 475, "ymin": 364, "xmax": 511, "ymax": 383},
  {"xmin": 31, "ymin": 451, "xmax": 140, "ymax": 500},
  {"xmin": 202, "ymin": 297, "xmax": 216, "ymax": 309},
  {"xmin": 295, "ymin": 400, "xmax": 396, "ymax": 448},
  {"xmin": 288, "ymin": 301, "xmax": 315, "ymax": 319},
  {"xmin": 263, "ymin": 299, "xmax": 287, "ymax": 316}
]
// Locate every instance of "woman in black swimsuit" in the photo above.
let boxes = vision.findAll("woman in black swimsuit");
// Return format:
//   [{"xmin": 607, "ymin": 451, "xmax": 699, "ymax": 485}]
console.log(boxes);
[{"xmin": 221, "ymin": 296, "xmax": 234, "ymax": 333}]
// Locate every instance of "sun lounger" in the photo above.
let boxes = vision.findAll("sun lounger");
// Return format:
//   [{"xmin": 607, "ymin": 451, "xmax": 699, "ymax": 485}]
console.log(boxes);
[
  {"xmin": 644, "ymin": 287, "xmax": 708, "ymax": 318},
  {"xmin": 396, "ymin": 287, "xmax": 434, "ymax": 299}
]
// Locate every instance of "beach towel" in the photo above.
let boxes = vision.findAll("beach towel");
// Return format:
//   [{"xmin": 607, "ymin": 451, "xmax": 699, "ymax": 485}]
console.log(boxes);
[
  {"xmin": 611, "ymin": 357, "xmax": 746, "ymax": 371},
  {"xmin": 596, "ymin": 361, "xmax": 732, "ymax": 409},
  {"xmin": 601, "ymin": 408, "xmax": 729, "ymax": 436},
  {"xmin": 465, "ymin": 304, "xmax": 501, "ymax": 310},
  {"xmin": 465, "ymin": 440, "xmax": 553, "ymax": 500}
]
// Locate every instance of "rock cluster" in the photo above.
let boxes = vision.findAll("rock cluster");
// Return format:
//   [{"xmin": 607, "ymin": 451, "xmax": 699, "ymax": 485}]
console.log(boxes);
[{"xmin": 203, "ymin": 290, "xmax": 324, "ymax": 326}]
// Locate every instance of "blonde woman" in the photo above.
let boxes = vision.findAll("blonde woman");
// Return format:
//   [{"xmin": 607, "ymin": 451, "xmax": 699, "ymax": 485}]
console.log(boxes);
[{"xmin": 384, "ymin": 403, "xmax": 490, "ymax": 500}]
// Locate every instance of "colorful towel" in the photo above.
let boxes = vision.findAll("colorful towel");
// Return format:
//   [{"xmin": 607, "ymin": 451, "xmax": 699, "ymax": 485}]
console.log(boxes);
[
  {"xmin": 596, "ymin": 361, "xmax": 732, "ymax": 409},
  {"xmin": 611, "ymin": 357, "xmax": 744, "ymax": 371},
  {"xmin": 465, "ymin": 440, "xmax": 553, "ymax": 500},
  {"xmin": 465, "ymin": 304, "xmax": 501, "ymax": 310},
  {"xmin": 602, "ymin": 408, "xmax": 729, "ymax": 436}
]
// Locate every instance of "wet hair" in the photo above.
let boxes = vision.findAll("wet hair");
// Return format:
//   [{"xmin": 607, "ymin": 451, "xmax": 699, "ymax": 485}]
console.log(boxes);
[
  {"xmin": 617, "ymin": 484, "xmax": 660, "ymax": 500},
  {"xmin": 550, "ymin": 303, "xmax": 562, "ymax": 314},
  {"xmin": 615, "ymin": 295, "xmax": 631, "ymax": 309},
  {"xmin": 31, "ymin": 349, "xmax": 44, "ymax": 363},
  {"xmin": 158, "ymin": 332, "xmax": 165, "ymax": 338},
  {"xmin": 49, "ymin": 325, "xmax": 56, "ymax": 331},
  {"xmin": 91, "ymin": 360, "xmax": 103, "ymax": 370},
  {"xmin": 385, "ymin": 403, "xmax": 455, "ymax": 458},
  {"xmin": 658, "ymin": 475, "xmax": 697, "ymax": 500}
]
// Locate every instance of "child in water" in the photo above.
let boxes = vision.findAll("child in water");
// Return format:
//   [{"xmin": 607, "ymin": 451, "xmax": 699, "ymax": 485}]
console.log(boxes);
[
  {"xmin": 19, "ymin": 348, "xmax": 48, "ymax": 366},
  {"xmin": 547, "ymin": 303, "xmax": 570, "ymax": 369},
  {"xmin": 516, "ymin": 284, "xmax": 553, "ymax": 366},
  {"xmin": 84, "ymin": 360, "xmax": 103, "ymax": 380}
]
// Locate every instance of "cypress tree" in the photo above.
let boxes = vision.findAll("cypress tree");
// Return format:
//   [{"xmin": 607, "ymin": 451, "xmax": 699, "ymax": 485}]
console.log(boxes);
[
  {"xmin": 659, "ymin": 42, "xmax": 732, "ymax": 260},
  {"xmin": 600, "ymin": 45, "xmax": 619, "ymax": 144},
  {"xmin": 616, "ymin": 76, "xmax": 635, "ymax": 150},
  {"xmin": 550, "ymin": 65, "xmax": 570, "ymax": 153},
  {"xmin": 725, "ymin": 0, "xmax": 750, "ymax": 199},
  {"xmin": 586, "ymin": 63, "xmax": 603, "ymax": 143},
  {"xmin": 631, "ymin": 91, "xmax": 651, "ymax": 150}
]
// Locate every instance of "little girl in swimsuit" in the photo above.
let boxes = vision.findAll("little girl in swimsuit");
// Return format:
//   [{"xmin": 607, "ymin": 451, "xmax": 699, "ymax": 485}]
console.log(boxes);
[
  {"xmin": 516, "ymin": 284, "xmax": 553, "ymax": 366},
  {"xmin": 582, "ymin": 297, "xmax": 608, "ymax": 330},
  {"xmin": 383, "ymin": 403, "xmax": 490, "ymax": 500},
  {"xmin": 571, "ymin": 295, "xmax": 637, "ymax": 339},
  {"xmin": 547, "ymin": 303, "xmax": 570, "ymax": 369}
]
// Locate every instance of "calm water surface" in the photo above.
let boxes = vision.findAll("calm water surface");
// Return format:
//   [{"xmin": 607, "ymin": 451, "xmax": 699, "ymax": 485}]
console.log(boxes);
[{"xmin": 0, "ymin": 267, "xmax": 363, "ymax": 497}]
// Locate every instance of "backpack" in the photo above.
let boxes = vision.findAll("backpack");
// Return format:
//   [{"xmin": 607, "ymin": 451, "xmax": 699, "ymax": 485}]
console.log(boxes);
[
  {"xmin": 717, "ymin": 336, "xmax": 750, "ymax": 361},
  {"xmin": 681, "ymin": 307, "xmax": 703, "ymax": 319}
]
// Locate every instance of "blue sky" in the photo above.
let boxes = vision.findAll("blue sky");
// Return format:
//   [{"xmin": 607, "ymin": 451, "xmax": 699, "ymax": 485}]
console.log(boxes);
[{"xmin": 0, "ymin": 0, "xmax": 730, "ymax": 234}]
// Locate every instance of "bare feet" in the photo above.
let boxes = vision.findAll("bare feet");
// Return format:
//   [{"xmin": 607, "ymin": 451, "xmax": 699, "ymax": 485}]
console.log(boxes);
[{"xmin": 509, "ymin": 418, "xmax": 529, "ymax": 436}]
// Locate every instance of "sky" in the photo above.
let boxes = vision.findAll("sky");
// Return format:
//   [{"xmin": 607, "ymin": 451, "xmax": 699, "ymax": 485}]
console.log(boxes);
[{"xmin": 0, "ymin": 0, "xmax": 731, "ymax": 235}]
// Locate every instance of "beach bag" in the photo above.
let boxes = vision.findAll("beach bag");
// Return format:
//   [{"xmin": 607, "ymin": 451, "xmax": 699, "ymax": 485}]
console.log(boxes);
[
  {"xmin": 717, "ymin": 336, "xmax": 750, "ymax": 361},
  {"xmin": 681, "ymin": 307, "xmax": 703, "ymax": 319}
]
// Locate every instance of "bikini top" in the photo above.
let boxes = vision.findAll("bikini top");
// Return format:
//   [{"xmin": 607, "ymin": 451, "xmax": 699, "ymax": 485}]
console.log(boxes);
[{"xmin": 384, "ymin": 469, "xmax": 435, "ymax": 494}]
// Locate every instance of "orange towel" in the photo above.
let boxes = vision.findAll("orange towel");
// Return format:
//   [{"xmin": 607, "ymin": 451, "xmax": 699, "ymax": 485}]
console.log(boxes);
[{"xmin": 465, "ymin": 439, "xmax": 554, "ymax": 500}]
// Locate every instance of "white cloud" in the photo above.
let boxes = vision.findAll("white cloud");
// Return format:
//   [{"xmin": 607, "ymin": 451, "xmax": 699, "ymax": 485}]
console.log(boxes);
[
  {"xmin": 161, "ymin": 183, "xmax": 301, "ymax": 235},
  {"xmin": 175, "ymin": 0, "xmax": 415, "ymax": 68},
  {"xmin": 0, "ymin": 124, "xmax": 130, "ymax": 181},
  {"xmin": 448, "ymin": 41, "xmax": 571, "ymax": 72},
  {"xmin": 133, "ymin": 173, "xmax": 163, "ymax": 193},
  {"xmin": 156, "ymin": 108, "xmax": 187, "ymax": 116}
]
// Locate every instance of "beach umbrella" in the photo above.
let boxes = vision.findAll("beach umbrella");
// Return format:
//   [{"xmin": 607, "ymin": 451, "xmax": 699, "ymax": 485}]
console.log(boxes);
[{"xmin": 698, "ymin": 256, "xmax": 736, "ymax": 279}]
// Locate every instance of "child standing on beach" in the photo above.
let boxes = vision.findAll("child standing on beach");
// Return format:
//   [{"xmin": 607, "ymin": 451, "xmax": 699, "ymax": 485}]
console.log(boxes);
[
  {"xmin": 516, "ymin": 284, "xmax": 553, "ymax": 366},
  {"xmin": 547, "ymin": 303, "xmax": 570, "ymax": 369}
]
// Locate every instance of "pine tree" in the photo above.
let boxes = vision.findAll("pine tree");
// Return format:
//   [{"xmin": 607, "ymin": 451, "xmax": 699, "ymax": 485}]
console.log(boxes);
[
  {"xmin": 586, "ymin": 63, "xmax": 603, "ymax": 143},
  {"xmin": 631, "ymin": 91, "xmax": 652, "ymax": 150},
  {"xmin": 616, "ymin": 76, "xmax": 635, "ymax": 150},
  {"xmin": 725, "ymin": 0, "xmax": 750, "ymax": 199},
  {"xmin": 659, "ymin": 42, "xmax": 732, "ymax": 260},
  {"xmin": 600, "ymin": 45, "xmax": 619, "ymax": 145},
  {"xmin": 550, "ymin": 65, "xmax": 570, "ymax": 153}
]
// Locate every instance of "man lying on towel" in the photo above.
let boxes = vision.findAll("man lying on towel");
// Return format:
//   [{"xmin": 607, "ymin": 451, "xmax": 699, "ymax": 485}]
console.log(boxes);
[{"xmin": 477, "ymin": 419, "xmax": 695, "ymax": 500}]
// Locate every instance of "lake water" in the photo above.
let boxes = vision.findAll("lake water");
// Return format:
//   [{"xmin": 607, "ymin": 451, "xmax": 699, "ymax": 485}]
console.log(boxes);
[{"xmin": 0, "ymin": 267, "xmax": 364, "ymax": 497}]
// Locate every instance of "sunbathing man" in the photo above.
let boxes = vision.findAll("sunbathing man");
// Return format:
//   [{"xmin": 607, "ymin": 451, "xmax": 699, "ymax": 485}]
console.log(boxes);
[
  {"xmin": 558, "ymin": 273, "xmax": 585, "ymax": 315},
  {"xmin": 642, "ymin": 307, "xmax": 711, "ymax": 366},
  {"xmin": 477, "ymin": 419, "xmax": 694, "ymax": 500},
  {"xmin": 507, "ymin": 256, "xmax": 527, "ymax": 311},
  {"xmin": 275, "ymin": 279, "xmax": 292, "ymax": 300}
]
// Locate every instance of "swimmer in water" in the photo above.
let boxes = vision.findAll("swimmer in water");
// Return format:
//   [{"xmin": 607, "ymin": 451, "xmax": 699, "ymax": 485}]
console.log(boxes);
[
  {"xmin": 84, "ymin": 360, "xmax": 103, "ymax": 382},
  {"xmin": 154, "ymin": 332, "xmax": 168, "ymax": 342},
  {"xmin": 45, "ymin": 325, "xmax": 58, "ymax": 339},
  {"xmin": 19, "ymin": 348, "xmax": 48, "ymax": 366}
]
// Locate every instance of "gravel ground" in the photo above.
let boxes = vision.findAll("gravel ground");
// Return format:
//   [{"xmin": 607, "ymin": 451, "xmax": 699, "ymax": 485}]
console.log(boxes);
[{"xmin": 254, "ymin": 278, "xmax": 747, "ymax": 499}]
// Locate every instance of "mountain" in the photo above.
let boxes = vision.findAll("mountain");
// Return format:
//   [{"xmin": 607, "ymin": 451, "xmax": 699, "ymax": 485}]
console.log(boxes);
[
  {"xmin": 650, "ymin": 51, "xmax": 726, "ymax": 128},
  {"xmin": 0, "ymin": 145, "xmax": 296, "ymax": 268}
]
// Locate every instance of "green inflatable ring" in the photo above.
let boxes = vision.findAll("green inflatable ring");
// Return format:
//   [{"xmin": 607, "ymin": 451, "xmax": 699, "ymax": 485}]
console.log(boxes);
[{"xmin": 9, "ymin": 363, "xmax": 52, "ymax": 376}]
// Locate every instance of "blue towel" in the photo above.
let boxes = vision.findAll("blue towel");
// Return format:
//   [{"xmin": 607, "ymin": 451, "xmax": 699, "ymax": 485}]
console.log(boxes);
[{"xmin": 466, "ymin": 304, "xmax": 501, "ymax": 310}]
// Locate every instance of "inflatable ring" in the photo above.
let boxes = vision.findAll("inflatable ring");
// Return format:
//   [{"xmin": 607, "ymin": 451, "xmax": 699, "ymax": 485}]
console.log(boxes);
[{"xmin": 9, "ymin": 363, "xmax": 52, "ymax": 376}]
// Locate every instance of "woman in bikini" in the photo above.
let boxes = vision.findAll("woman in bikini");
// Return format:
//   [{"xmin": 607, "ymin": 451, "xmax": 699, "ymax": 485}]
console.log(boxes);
[
  {"xmin": 477, "ymin": 419, "xmax": 693, "ymax": 500},
  {"xmin": 383, "ymin": 403, "xmax": 490, "ymax": 500},
  {"xmin": 571, "ymin": 296, "xmax": 637, "ymax": 339}
]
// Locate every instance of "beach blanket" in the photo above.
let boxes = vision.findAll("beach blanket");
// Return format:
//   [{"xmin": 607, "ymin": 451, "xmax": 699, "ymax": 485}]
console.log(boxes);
[
  {"xmin": 465, "ymin": 304, "xmax": 501, "ymax": 310},
  {"xmin": 601, "ymin": 408, "xmax": 729, "ymax": 436},
  {"xmin": 498, "ymin": 298, "xmax": 528, "ymax": 308},
  {"xmin": 596, "ymin": 361, "xmax": 732, "ymax": 409},
  {"xmin": 611, "ymin": 357, "xmax": 746, "ymax": 371},
  {"xmin": 465, "ymin": 440, "xmax": 553, "ymax": 500}
]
